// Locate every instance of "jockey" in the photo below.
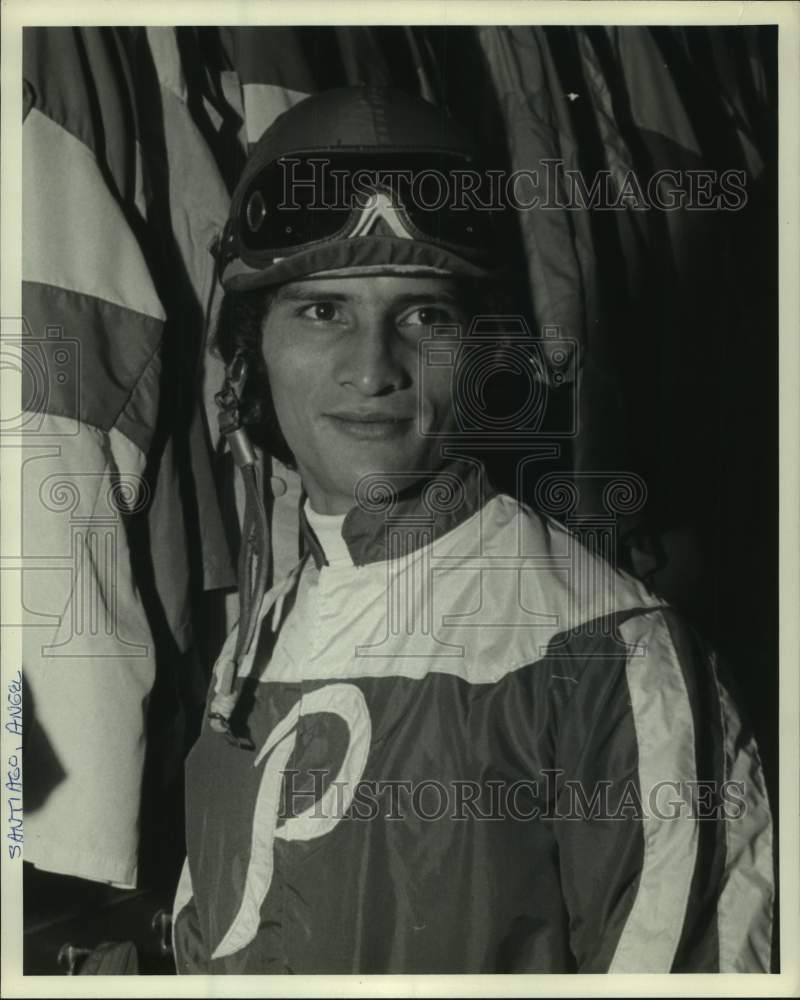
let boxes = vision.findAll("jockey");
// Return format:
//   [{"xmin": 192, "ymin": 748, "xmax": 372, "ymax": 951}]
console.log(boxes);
[{"xmin": 173, "ymin": 85, "xmax": 774, "ymax": 975}]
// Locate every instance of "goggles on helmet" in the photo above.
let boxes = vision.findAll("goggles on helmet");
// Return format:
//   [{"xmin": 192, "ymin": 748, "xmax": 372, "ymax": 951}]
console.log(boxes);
[
  {"xmin": 225, "ymin": 150, "xmax": 496, "ymax": 251},
  {"xmin": 216, "ymin": 88, "xmax": 506, "ymax": 291}
]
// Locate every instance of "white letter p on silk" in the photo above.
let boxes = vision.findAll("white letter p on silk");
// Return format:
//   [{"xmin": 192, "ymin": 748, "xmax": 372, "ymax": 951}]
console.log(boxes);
[{"xmin": 212, "ymin": 683, "xmax": 372, "ymax": 959}]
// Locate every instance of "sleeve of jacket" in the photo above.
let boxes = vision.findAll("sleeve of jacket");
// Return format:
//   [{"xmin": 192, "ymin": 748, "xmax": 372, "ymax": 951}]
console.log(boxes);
[
  {"xmin": 172, "ymin": 857, "xmax": 211, "ymax": 974},
  {"xmin": 550, "ymin": 605, "xmax": 774, "ymax": 973}
]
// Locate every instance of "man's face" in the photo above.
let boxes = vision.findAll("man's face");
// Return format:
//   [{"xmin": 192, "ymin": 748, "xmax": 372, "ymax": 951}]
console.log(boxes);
[{"xmin": 261, "ymin": 274, "xmax": 467, "ymax": 514}]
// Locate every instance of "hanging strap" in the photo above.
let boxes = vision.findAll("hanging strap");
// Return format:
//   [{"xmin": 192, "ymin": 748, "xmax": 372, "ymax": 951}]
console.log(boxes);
[{"xmin": 208, "ymin": 351, "xmax": 271, "ymax": 747}]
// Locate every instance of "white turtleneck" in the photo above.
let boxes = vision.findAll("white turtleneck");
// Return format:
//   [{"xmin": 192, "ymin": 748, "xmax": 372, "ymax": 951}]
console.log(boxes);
[
  {"xmin": 303, "ymin": 500, "xmax": 353, "ymax": 567},
  {"xmin": 256, "ymin": 501, "xmax": 359, "ymax": 684}
]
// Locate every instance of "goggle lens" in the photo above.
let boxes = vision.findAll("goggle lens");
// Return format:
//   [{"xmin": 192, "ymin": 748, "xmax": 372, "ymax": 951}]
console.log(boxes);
[{"xmin": 234, "ymin": 153, "xmax": 500, "ymax": 261}]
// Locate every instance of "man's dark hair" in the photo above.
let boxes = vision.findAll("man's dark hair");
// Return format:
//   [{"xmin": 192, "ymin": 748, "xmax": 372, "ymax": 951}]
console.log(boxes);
[{"xmin": 212, "ymin": 287, "xmax": 296, "ymax": 468}]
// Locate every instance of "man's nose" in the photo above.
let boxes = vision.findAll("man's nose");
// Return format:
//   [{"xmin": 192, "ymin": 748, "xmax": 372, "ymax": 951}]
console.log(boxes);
[{"xmin": 336, "ymin": 322, "xmax": 411, "ymax": 396}]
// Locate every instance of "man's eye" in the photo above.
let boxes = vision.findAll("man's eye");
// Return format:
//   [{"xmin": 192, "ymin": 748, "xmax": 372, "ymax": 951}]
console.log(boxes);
[
  {"xmin": 299, "ymin": 302, "xmax": 341, "ymax": 322},
  {"xmin": 400, "ymin": 306, "xmax": 455, "ymax": 327}
]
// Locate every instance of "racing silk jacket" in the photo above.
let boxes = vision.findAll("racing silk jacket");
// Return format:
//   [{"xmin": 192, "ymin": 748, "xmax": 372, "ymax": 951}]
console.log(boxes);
[{"xmin": 173, "ymin": 462, "xmax": 774, "ymax": 974}]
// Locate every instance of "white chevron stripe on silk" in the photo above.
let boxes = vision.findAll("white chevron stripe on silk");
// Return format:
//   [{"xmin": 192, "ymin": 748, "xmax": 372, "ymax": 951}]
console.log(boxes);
[
  {"xmin": 713, "ymin": 661, "xmax": 774, "ymax": 971},
  {"xmin": 609, "ymin": 610, "xmax": 698, "ymax": 972},
  {"xmin": 22, "ymin": 107, "xmax": 165, "ymax": 322}
]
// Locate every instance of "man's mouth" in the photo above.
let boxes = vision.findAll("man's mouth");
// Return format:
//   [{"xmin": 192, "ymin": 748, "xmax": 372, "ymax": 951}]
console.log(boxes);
[{"xmin": 325, "ymin": 411, "xmax": 414, "ymax": 441}]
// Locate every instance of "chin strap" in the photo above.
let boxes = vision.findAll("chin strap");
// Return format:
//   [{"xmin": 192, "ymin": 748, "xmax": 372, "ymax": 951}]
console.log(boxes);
[{"xmin": 209, "ymin": 350, "xmax": 271, "ymax": 748}]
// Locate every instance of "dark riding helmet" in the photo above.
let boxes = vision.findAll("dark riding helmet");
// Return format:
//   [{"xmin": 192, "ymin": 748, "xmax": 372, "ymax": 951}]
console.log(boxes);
[{"xmin": 217, "ymin": 85, "xmax": 503, "ymax": 290}]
